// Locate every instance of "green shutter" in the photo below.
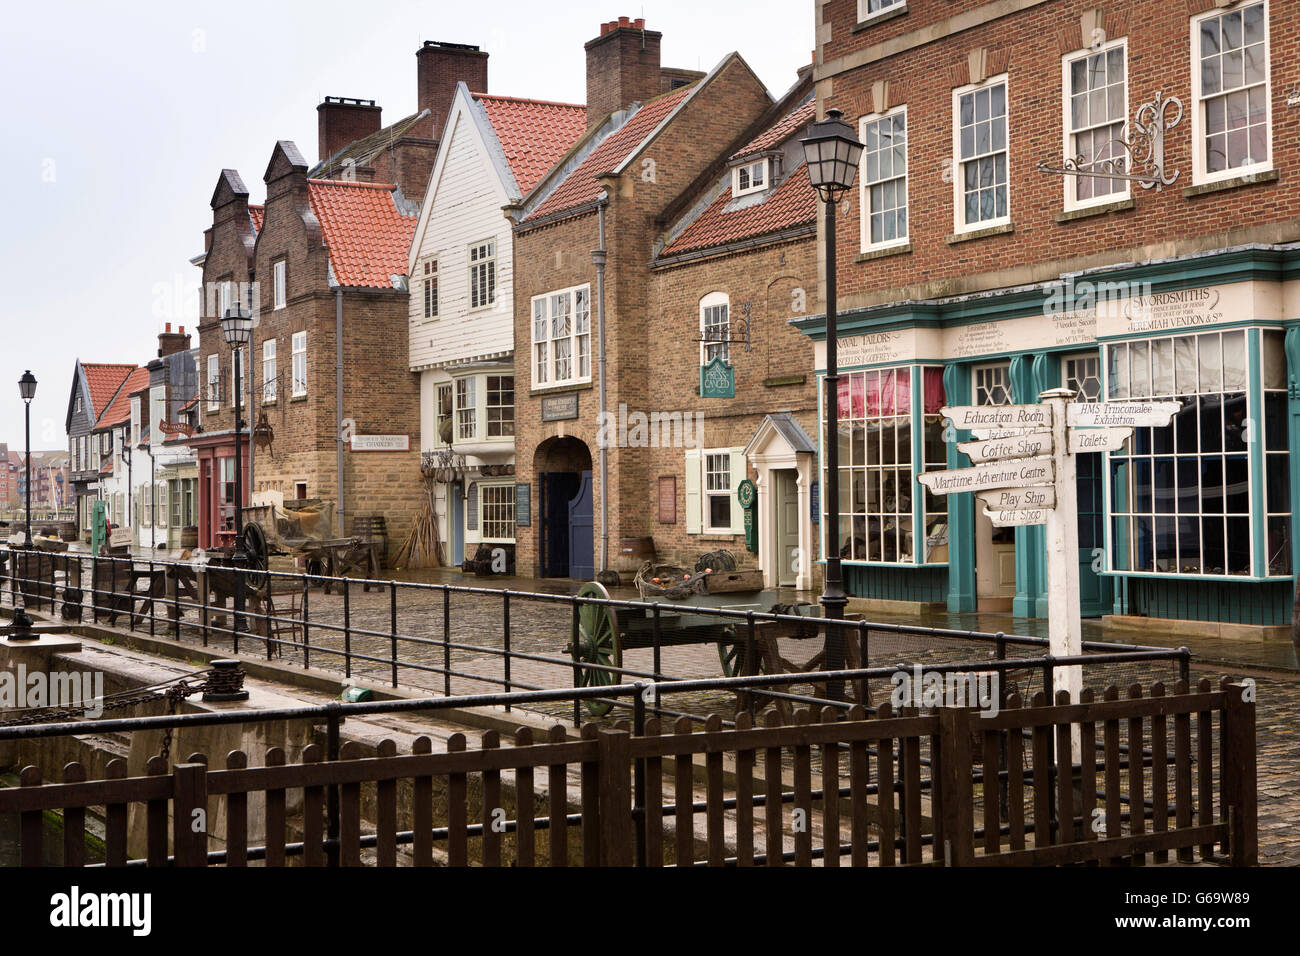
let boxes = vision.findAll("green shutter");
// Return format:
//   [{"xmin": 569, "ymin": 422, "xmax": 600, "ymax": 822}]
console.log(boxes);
[{"xmin": 729, "ymin": 448, "xmax": 747, "ymax": 535}]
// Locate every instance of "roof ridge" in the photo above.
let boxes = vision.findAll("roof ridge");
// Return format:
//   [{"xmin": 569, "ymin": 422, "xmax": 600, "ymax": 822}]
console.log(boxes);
[
  {"xmin": 308, "ymin": 178, "xmax": 398, "ymax": 190},
  {"xmin": 473, "ymin": 92, "xmax": 585, "ymax": 109}
]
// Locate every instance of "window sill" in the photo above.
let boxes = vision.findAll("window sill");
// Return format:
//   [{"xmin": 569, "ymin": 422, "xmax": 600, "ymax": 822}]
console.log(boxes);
[
  {"xmin": 529, "ymin": 381, "xmax": 593, "ymax": 398},
  {"xmin": 290, "ymin": 395, "xmax": 308, "ymax": 403},
  {"xmin": 852, "ymin": 3, "xmax": 907, "ymax": 32},
  {"xmin": 1054, "ymin": 198, "xmax": 1135, "ymax": 223},
  {"xmin": 1182, "ymin": 168, "xmax": 1278, "ymax": 198},
  {"xmin": 855, "ymin": 241, "xmax": 911, "ymax": 263},
  {"xmin": 946, "ymin": 222, "xmax": 1014, "ymax": 245}
]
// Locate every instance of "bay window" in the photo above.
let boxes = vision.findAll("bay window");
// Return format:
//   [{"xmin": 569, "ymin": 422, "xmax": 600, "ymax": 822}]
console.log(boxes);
[
  {"xmin": 826, "ymin": 365, "xmax": 948, "ymax": 564},
  {"xmin": 456, "ymin": 378, "xmax": 476, "ymax": 440},
  {"xmin": 1107, "ymin": 328, "xmax": 1288, "ymax": 577},
  {"xmin": 486, "ymin": 376, "xmax": 515, "ymax": 438}
]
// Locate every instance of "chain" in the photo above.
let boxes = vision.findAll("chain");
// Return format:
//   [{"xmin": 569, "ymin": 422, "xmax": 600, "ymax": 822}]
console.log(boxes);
[{"xmin": 157, "ymin": 683, "xmax": 198, "ymax": 766}]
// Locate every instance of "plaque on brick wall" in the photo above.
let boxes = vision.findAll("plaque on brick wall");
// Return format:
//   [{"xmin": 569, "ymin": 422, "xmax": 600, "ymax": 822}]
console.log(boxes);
[
  {"xmin": 658, "ymin": 476, "xmax": 676, "ymax": 524},
  {"xmin": 515, "ymin": 483, "xmax": 531, "ymax": 527},
  {"xmin": 541, "ymin": 393, "xmax": 579, "ymax": 421},
  {"xmin": 466, "ymin": 482, "xmax": 478, "ymax": 532}
]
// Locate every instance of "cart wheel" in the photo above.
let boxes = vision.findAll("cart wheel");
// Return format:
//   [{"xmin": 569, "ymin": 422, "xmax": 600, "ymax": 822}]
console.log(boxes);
[
  {"xmin": 573, "ymin": 581, "xmax": 621, "ymax": 716},
  {"xmin": 716, "ymin": 626, "xmax": 750, "ymax": 678}
]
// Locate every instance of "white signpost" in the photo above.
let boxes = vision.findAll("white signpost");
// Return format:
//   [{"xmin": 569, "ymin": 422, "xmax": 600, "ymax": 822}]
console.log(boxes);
[{"xmin": 924, "ymin": 391, "xmax": 1182, "ymax": 727}]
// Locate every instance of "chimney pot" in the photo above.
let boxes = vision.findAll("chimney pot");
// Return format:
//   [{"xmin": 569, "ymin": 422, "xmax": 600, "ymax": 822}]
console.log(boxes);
[
  {"xmin": 317, "ymin": 97, "xmax": 383, "ymax": 165},
  {"xmin": 416, "ymin": 41, "xmax": 489, "ymax": 141},
  {"xmin": 586, "ymin": 18, "xmax": 663, "ymax": 128},
  {"xmin": 619, "ymin": 15, "xmax": 630, "ymax": 26}
]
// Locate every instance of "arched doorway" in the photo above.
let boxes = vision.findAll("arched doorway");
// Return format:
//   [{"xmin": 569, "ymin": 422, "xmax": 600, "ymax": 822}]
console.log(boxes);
[{"xmin": 533, "ymin": 436, "xmax": 594, "ymax": 579}]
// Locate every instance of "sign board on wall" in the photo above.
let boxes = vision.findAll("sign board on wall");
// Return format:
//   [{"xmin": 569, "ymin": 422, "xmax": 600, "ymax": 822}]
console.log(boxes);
[
  {"xmin": 349, "ymin": 435, "xmax": 410, "ymax": 452},
  {"xmin": 515, "ymin": 483, "xmax": 531, "ymax": 527},
  {"xmin": 541, "ymin": 393, "xmax": 579, "ymax": 422}
]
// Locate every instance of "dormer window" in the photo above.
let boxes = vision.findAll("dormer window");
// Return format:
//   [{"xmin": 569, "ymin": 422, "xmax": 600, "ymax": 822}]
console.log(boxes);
[{"xmin": 733, "ymin": 159, "xmax": 768, "ymax": 197}]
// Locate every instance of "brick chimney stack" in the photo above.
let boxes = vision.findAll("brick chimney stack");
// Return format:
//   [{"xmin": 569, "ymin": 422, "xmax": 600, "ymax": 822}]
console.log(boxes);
[
  {"xmin": 585, "ymin": 17, "xmax": 662, "ymax": 128},
  {"xmin": 158, "ymin": 323, "xmax": 191, "ymax": 357},
  {"xmin": 416, "ymin": 41, "xmax": 489, "ymax": 140},
  {"xmin": 317, "ymin": 97, "xmax": 383, "ymax": 164}
]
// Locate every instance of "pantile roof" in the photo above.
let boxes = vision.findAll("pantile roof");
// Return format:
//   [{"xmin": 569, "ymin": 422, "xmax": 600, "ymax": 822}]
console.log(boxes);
[
  {"xmin": 473, "ymin": 94, "xmax": 587, "ymax": 197},
  {"xmin": 81, "ymin": 364, "xmax": 136, "ymax": 419},
  {"xmin": 733, "ymin": 98, "xmax": 815, "ymax": 159},
  {"xmin": 95, "ymin": 368, "xmax": 150, "ymax": 428},
  {"xmin": 307, "ymin": 180, "xmax": 418, "ymax": 288},
  {"xmin": 527, "ymin": 84, "xmax": 696, "ymax": 222},
  {"xmin": 660, "ymin": 165, "xmax": 816, "ymax": 256},
  {"xmin": 249, "ymin": 205, "xmax": 264, "ymax": 233}
]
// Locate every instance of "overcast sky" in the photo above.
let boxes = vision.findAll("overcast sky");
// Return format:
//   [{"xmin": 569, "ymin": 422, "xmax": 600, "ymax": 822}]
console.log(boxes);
[{"xmin": 0, "ymin": 0, "xmax": 812, "ymax": 452}]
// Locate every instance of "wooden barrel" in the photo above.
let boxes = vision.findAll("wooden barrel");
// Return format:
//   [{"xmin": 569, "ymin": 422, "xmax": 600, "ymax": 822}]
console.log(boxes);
[
  {"xmin": 613, "ymin": 535, "xmax": 656, "ymax": 574},
  {"xmin": 351, "ymin": 515, "xmax": 388, "ymax": 569}
]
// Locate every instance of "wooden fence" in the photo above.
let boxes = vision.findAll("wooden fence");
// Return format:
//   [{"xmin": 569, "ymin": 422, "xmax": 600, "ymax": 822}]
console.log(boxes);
[{"xmin": 1, "ymin": 679, "xmax": 1255, "ymax": 867}]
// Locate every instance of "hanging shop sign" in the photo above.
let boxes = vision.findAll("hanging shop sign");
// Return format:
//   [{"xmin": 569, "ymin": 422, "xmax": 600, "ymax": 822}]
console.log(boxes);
[
  {"xmin": 159, "ymin": 420, "xmax": 197, "ymax": 438},
  {"xmin": 737, "ymin": 479, "xmax": 757, "ymax": 554},
  {"xmin": 700, "ymin": 356, "xmax": 735, "ymax": 399}
]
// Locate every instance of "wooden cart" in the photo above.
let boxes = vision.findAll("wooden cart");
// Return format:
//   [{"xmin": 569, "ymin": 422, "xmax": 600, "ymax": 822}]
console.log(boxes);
[{"xmin": 569, "ymin": 575, "xmax": 867, "ymax": 716}]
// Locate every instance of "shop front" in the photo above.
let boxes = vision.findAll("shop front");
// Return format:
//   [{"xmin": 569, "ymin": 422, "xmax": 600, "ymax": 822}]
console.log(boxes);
[
  {"xmin": 187, "ymin": 430, "xmax": 247, "ymax": 551},
  {"xmin": 799, "ymin": 246, "xmax": 1299, "ymax": 638}
]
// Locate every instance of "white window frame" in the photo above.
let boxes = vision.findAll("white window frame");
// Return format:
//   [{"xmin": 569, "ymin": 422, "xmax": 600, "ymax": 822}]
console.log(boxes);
[
  {"xmin": 262, "ymin": 338, "xmax": 277, "ymax": 403},
  {"xmin": 857, "ymin": 0, "xmax": 905, "ymax": 25},
  {"xmin": 1190, "ymin": 0, "xmax": 1272, "ymax": 186},
  {"xmin": 952, "ymin": 74, "xmax": 1010, "ymax": 234},
  {"xmin": 972, "ymin": 362, "xmax": 1013, "ymax": 407},
  {"xmin": 468, "ymin": 239, "xmax": 496, "ymax": 310},
  {"xmin": 149, "ymin": 385, "xmax": 166, "ymax": 445},
  {"xmin": 479, "ymin": 483, "xmax": 516, "ymax": 544},
  {"xmin": 433, "ymin": 382, "xmax": 453, "ymax": 446},
  {"xmin": 456, "ymin": 377, "xmax": 477, "ymax": 441},
  {"xmin": 291, "ymin": 332, "xmax": 307, "ymax": 398},
  {"xmin": 130, "ymin": 397, "xmax": 141, "ymax": 447},
  {"xmin": 699, "ymin": 292, "xmax": 730, "ymax": 367},
  {"xmin": 206, "ymin": 354, "xmax": 220, "ymax": 411},
  {"xmin": 485, "ymin": 375, "xmax": 514, "ymax": 439},
  {"xmin": 858, "ymin": 106, "xmax": 910, "ymax": 251},
  {"xmin": 273, "ymin": 259, "xmax": 286, "ymax": 310},
  {"xmin": 702, "ymin": 449, "xmax": 735, "ymax": 535},
  {"xmin": 422, "ymin": 258, "xmax": 439, "ymax": 320},
  {"xmin": 229, "ymin": 348, "xmax": 245, "ymax": 408},
  {"xmin": 1061, "ymin": 37, "xmax": 1130, "ymax": 212},
  {"xmin": 531, "ymin": 284, "xmax": 593, "ymax": 389},
  {"xmin": 732, "ymin": 159, "xmax": 768, "ymax": 197}
]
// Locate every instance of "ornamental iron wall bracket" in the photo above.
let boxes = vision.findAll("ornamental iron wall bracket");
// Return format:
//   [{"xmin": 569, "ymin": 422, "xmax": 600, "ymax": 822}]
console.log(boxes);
[
  {"xmin": 1037, "ymin": 90, "xmax": 1183, "ymax": 192},
  {"xmin": 695, "ymin": 301, "xmax": 753, "ymax": 353}
]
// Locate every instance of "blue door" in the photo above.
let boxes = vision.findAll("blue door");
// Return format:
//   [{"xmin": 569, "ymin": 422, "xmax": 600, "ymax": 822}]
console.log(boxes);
[
  {"xmin": 1076, "ymin": 452, "xmax": 1112, "ymax": 617},
  {"xmin": 568, "ymin": 471, "xmax": 594, "ymax": 580},
  {"xmin": 451, "ymin": 483, "xmax": 464, "ymax": 567}
]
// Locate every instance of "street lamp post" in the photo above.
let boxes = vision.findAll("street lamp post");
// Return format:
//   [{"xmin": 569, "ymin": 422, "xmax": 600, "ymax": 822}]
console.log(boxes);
[
  {"xmin": 801, "ymin": 108, "xmax": 864, "ymax": 701},
  {"xmin": 221, "ymin": 304, "xmax": 253, "ymax": 635},
  {"xmin": 19, "ymin": 370, "xmax": 37, "ymax": 547}
]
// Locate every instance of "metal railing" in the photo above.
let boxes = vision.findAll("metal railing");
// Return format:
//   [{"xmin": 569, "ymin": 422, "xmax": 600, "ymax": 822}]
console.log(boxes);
[{"xmin": 0, "ymin": 546, "xmax": 1193, "ymax": 731}]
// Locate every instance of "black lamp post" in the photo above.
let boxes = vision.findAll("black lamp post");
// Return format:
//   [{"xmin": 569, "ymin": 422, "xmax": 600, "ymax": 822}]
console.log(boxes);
[
  {"xmin": 19, "ymin": 370, "xmax": 37, "ymax": 548},
  {"xmin": 801, "ymin": 108, "xmax": 863, "ymax": 700},
  {"xmin": 221, "ymin": 304, "xmax": 253, "ymax": 635}
]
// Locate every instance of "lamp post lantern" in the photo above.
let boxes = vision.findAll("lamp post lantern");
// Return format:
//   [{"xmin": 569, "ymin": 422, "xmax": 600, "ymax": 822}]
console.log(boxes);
[
  {"xmin": 18, "ymin": 370, "xmax": 37, "ymax": 548},
  {"xmin": 801, "ymin": 108, "xmax": 863, "ymax": 700},
  {"xmin": 221, "ymin": 304, "xmax": 253, "ymax": 635}
]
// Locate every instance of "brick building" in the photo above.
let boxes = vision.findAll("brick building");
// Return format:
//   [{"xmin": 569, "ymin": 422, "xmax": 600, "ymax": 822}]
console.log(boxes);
[
  {"xmin": 65, "ymin": 362, "xmax": 137, "ymax": 534},
  {"xmin": 189, "ymin": 41, "xmax": 491, "ymax": 557},
  {"xmin": 799, "ymin": 0, "xmax": 1300, "ymax": 637},
  {"xmin": 509, "ymin": 18, "xmax": 780, "ymax": 580}
]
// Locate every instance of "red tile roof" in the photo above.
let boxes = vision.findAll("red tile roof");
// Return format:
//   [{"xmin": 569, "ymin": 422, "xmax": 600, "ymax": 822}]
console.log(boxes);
[
  {"xmin": 249, "ymin": 205, "xmax": 265, "ymax": 233},
  {"xmin": 81, "ymin": 364, "xmax": 136, "ymax": 419},
  {"xmin": 474, "ymin": 94, "xmax": 588, "ymax": 197},
  {"xmin": 307, "ymin": 180, "xmax": 418, "ymax": 288},
  {"xmin": 527, "ymin": 84, "xmax": 695, "ymax": 222},
  {"xmin": 660, "ymin": 167, "xmax": 817, "ymax": 256},
  {"xmin": 96, "ymin": 368, "xmax": 150, "ymax": 428},
  {"xmin": 733, "ymin": 98, "xmax": 815, "ymax": 159}
]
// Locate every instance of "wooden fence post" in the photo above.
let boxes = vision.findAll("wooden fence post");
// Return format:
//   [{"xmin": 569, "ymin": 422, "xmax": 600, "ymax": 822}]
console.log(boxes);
[
  {"xmin": 938, "ymin": 707, "xmax": 974, "ymax": 866},
  {"xmin": 1222, "ymin": 684, "xmax": 1257, "ymax": 867},
  {"xmin": 597, "ymin": 728, "xmax": 634, "ymax": 866},
  {"xmin": 171, "ymin": 762, "xmax": 208, "ymax": 867}
]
